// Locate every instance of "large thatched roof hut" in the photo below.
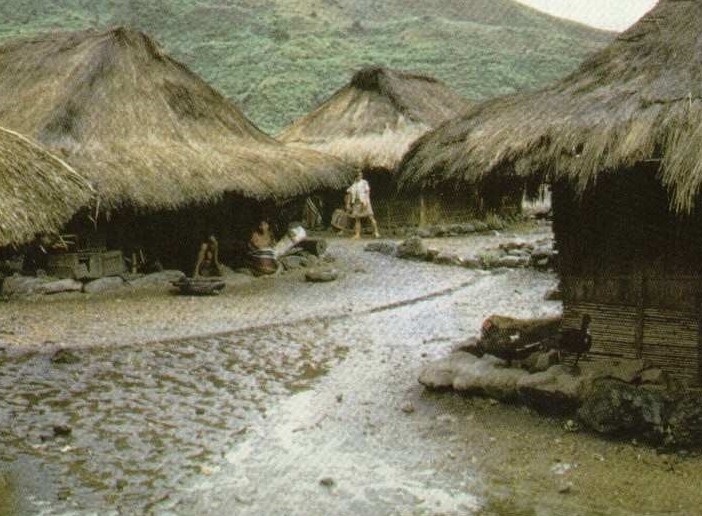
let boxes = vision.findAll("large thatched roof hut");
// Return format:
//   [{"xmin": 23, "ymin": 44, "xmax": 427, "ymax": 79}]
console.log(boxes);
[
  {"xmin": 0, "ymin": 127, "xmax": 93, "ymax": 248},
  {"xmin": 400, "ymin": 0, "xmax": 702, "ymax": 384},
  {"xmin": 279, "ymin": 67, "xmax": 488, "ymax": 227},
  {"xmin": 0, "ymin": 27, "xmax": 351, "ymax": 211}
]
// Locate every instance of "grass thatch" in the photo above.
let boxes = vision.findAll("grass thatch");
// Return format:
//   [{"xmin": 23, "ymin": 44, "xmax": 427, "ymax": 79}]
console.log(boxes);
[
  {"xmin": 0, "ymin": 127, "xmax": 93, "ymax": 248},
  {"xmin": 0, "ymin": 27, "xmax": 352, "ymax": 211},
  {"xmin": 278, "ymin": 67, "xmax": 470, "ymax": 171},
  {"xmin": 399, "ymin": 0, "xmax": 702, "ymax": 214}
]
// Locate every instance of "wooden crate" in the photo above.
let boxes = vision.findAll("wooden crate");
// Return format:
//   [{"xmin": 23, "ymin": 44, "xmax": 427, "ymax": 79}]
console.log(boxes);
[{"xmin": 46, "ymin": 250, "xmax": 125, "ymax": 279}]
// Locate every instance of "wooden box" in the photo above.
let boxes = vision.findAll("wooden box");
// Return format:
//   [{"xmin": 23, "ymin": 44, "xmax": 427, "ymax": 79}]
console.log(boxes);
[{"xmin": 46, "ymin": 250, "xmax": 125, "ymax": 280}]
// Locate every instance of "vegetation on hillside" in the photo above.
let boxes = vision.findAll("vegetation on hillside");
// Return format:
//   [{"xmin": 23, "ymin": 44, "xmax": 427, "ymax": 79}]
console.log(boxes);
[{"xmin": 0, "ymin": 0, "xmax": 613, "ymax": 133}]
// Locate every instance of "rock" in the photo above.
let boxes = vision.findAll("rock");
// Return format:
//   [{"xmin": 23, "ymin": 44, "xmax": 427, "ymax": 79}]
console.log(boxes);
[
  {"xmin": 507, "ymin": 249, "xmax": 531, "ymax": 258},
  {"xmin": 83, "ymin": 276, "xmax": 125, "ymax": 294},
  {"xmin": 336, "ymin": 394, "xmax": 343, "ymax": 403},
  {"xmin": 305, "ymin": 269, "xmax": 339, "ymax": 282},
  {"xmin": 499, "ymin": 240, "xmax": 527, "ymax": 252},
  {"xmin": 414, "ymin": 228, "xmax": 432, "ymax": 239},
  {"xmin": 1, "ymin": 274, "xmax": 44, "ymax": 296},
  {"xmin": 433, "ymin": 252, "xmax": 462, "ymax": 266},
  {"xmin": 577, "ymin": 379, "xmax": 668, "ymax": 440},
  {"xmin": 461, "ymin": 256, "xmax": 483, "ymax": 269},
  {"xmin": 517, "ymin": 365, "xmax": 584, "ymax": 413},
  {"xmin": 364, "ymin": 241, "xmax": 398, "ymax": 256},
  {"xmin": 580, "ymin": 359, "xmax": 649, "ymax": 384},
  {"xmin": 639, "ymin": 368, "xmax": 669, "ymax": 386},
  {"xmin": 127, "ymin": 270, "xmax": 185, "ymax": 288},
  {"xmin": 396, "ymin": 237, "xmax": 428, "ymax": 260},
  {"xmin": 666, "ymin": 393, "xmax": 702, "ymax": 447},
  {"xmin": 557, "ymin": 481, "xmax": 573, "ymax": 494},
  {"xmin": 51, "ymin": 349, "xmax": 80, "ymax": 365},
  {"xmin": 458, "ymin": 223, "xmax": 476, "ymax": 234},
  {"xmin": 533, "ymin": 349, "xmax": 560, "ymax": 373},
  {"xmin": 494, "ymin": 255, "xmax": 530, "ymax": 268},
  {"xmin": 35, "ymin": 279, "xmax": 83, "ymax": 295},
  {"xmin": 420, "ymin": 352, "xmax": 529, "ymax": 400},
  {"xmin": 401, "ymin": 402, "xmax": 415, "ymax": 414},
  {"xmin": 319, "ymin": 477, "xmax": 335, "ymax": 487},
  {"xmin": 280, "ymin": 255, "xmax": 307, "ymax": 270}
]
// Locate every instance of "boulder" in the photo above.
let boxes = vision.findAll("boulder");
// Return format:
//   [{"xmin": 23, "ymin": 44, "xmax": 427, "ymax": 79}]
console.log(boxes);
[
  {"xmin": 35, "ymin": 279, "xmax": 83, "ymax": 295},
  {"xmin": 83, "ymin": 276, "xmax": 125, "ymax": 294},
  {"xmin": 305, "ymin": 269, "xmax": 339, "ymax": 283},
  {"xmin": 507, "ymin": 249, "xmax": 532, "ymax": 258},
  {"xmin": 580, "ymin": 359, "xmax": 649, "ymax": 384},
  {"xmin": 461, "ymin": 256, "xmax": 483, "ymax": 269},
  {"xmin": 494, "ymin": 255, "xmax": 530, "ymax": 268},
  {"xmin": 577, "ymin": 379, "xmax": 668, "ymax": 440},
  {"xmin": 666, "ymin": 394, "xmax": 702, "ymax": 447},
  {"xmin": 517, "ymin": 365, "xmax": 585, "ymax": 413},
  {"xmin": 128, "ymin": 270, "xmax": 185, "ymax": 288},
  {"xmin": 433, "ymin": 252, "xmax": 463, "ymax": 266},
  {"xmin": 396, "ymin": 237, "xmax": 428, "ymax": 260},
  {"xmin": 1, "ymin": 275, "xmax": 45, "ymax": 296},
  {"xmin": 419, "ymin": 352, "xmax": 528, "ymax": 400},
  {"xmin": 280, "ymin": 255, "xmax": 308, "ymax": 270},
  {"xmin": 639, "ymin": 368, "xmax": 669, "ymax": 386},
  {"xmin": 364, "ymin": 241, "xmax": 398, "ymax": 256}
]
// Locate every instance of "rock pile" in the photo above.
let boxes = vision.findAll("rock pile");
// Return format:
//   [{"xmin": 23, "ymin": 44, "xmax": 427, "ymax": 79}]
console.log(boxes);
[
  {"xmin": 365, "ymin": 236, "xmax": 556, "ymax": 271},
  {"xmin": 420, "ymin": 351, "xmax": 702, "ymax": 447}
]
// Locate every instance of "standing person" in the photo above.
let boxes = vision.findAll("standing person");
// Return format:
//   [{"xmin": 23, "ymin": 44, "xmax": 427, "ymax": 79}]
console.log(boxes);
[
  {"xmin": 193, "ymin": 235, "xmax": 222, "ymax": 278},
  {"xmin": 346, "ymin": 171, "xmax": 380, "ymax": 239}
]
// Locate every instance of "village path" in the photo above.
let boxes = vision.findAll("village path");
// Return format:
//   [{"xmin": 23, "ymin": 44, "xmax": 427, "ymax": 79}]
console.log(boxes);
[{"xmin": 2, "ymin": 227, "xmax": 701, "ymax": 515}]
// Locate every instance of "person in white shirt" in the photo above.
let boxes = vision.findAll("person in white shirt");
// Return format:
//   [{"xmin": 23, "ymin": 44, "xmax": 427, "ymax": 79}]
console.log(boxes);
[{"xmin": 346, "ymin": 171, "xmax": 380, "ymax": 239}]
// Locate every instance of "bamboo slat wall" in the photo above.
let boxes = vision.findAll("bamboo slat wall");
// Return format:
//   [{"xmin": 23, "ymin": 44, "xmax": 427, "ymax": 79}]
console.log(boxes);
[{"xmin": 562, "ymin": 300, "xmax": 701, "ymax": 384}]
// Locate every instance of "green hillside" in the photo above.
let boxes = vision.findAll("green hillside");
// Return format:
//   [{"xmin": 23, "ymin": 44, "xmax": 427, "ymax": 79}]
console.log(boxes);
[{"xmin": 0, "ymin": 0, "xmax": 614, "ymax": 134}]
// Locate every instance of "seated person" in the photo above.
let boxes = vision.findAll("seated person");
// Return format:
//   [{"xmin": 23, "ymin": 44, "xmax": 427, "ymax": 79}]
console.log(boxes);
[
  {"xmin": 248, "ymin": 221, "xmax": 278, "ymax": 276},
  {"xmin": 193, "ymin": 235, "xmax": 222, "ymax": 278}
]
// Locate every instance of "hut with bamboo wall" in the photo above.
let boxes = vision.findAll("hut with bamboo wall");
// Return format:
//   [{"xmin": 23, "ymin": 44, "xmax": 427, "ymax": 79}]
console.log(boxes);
[
  {"xmin": 0, "ymin": 27, "xmax": 351, "ymax": 270},
  {"xmin": 399, "ymin": 0, "xmax": 702, "ymax": 384},
  {"xmin": 0, "ymin": 126, "xmax": 93, "ymax": 250},
  {"xmin": 278, "ymin": 67, "xmax": 499, "ymax": 228}
]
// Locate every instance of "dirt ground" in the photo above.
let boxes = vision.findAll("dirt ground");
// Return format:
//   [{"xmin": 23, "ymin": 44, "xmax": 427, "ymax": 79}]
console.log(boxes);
[{"xmin": 2, "ymin": 226, "xmax": 702, "ymax": 515}]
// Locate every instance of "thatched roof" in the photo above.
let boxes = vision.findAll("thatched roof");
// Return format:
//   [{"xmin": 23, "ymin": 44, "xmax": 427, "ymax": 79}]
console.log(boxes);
[
  {"xmin": 278, "ymin": 67, "xmax": 470, "ymax": 171},
  {"xmin": 0, "ymin": 28, "xmax": 352, "ymax": 211},
  {"xmin": 399, "ymin": 0, "xmax": 702, "ymax": 213},
  {"xmin": 0, "ymin": 127, "xmax": 93, "ymax": 247}
]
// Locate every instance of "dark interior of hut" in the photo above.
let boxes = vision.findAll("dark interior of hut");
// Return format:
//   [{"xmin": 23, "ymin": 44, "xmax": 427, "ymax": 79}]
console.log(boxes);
[
  {"xmin": 58, "ymin": 193, "xmax": 306, "ymax": 274},
  {"xmin": 553, "ymin": 163, "xmax": 702, "ymax": 312}
]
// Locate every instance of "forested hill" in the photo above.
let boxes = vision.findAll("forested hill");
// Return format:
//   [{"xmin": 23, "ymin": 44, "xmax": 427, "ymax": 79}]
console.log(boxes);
[{"xmin": 0, "ymin": 0, "xmax": 615, "ymax": 133}]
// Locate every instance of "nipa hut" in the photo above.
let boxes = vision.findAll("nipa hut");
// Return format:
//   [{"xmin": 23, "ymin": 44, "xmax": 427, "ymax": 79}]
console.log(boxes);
[
  {"xmin": 0, "ymin": 27, "xmax": 352, "ymax": 269},
  {"xmin": 0, "ymin": 126, "xmax": 93, "ymax": 249},
  {"xmin": 399, "ymin": 0, "xmax": 702, "ymax": 384},
  {"xmin": 279, "ymin": 67, "xmax": 494, "ymax": 227}
]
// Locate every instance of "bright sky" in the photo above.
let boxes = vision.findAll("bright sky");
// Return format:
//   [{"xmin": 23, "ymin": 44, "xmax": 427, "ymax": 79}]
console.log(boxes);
[{"xmin": 514, "ymin": 0, "xmax": 659, "ymax": 31}]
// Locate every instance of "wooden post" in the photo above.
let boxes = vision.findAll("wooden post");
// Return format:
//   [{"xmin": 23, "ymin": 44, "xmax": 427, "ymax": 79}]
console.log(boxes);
[
  {"xmin": 634, "ymin": 268, "xmax": 646, "ymax": 359},
  {"xmin": 419, "ymin": 194, "xmax": 426, "ymax": 227},
  {"xmin": 697, "ymin": 289, "xmax": 702, "ymax": 385}
]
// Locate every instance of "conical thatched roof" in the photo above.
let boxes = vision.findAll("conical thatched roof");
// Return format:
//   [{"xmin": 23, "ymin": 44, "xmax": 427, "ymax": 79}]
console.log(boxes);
[
  {"xmin": 0, "ymin": 28, "xmax": 352, "ymax": 211},
  {"xmin": 0, "ymin": 127, "xmax": 93, "ymax": 247},
  {"xmin": 399, "ymin": 0, "xmax": 702, "ymax": 213},
  {"xmin": 278, "ymin": 67, "xmax": 471, "ymax": 171}
]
